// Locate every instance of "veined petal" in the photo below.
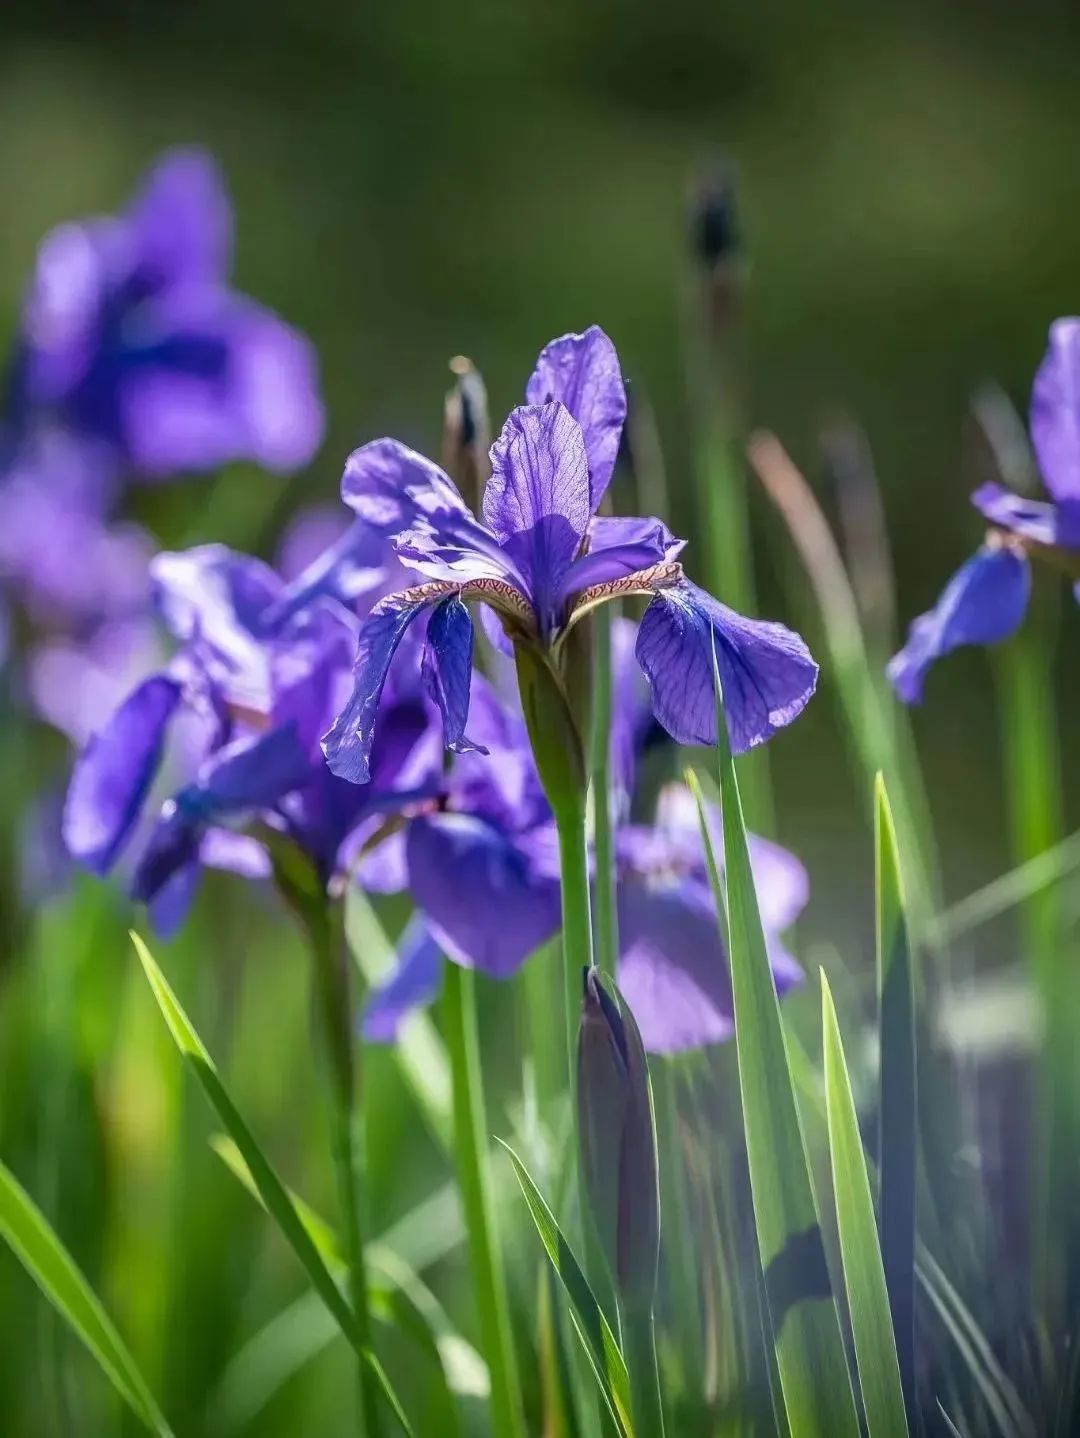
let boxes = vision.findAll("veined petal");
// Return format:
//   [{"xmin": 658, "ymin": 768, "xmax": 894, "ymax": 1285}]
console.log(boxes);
[
  {"xmin": 887, "ymin": 544, "xmax": 1031, "ymax": 703},
  {"xmin": 635, "ymin": 579, "xmax": 817, "ymax": 752},
  {"xmin": 322, "ymin": 587, "xmax": 444, "ymax": 784},
  {"xmin": 421, "ymin": 596, "xmax": 485, "ymax": 755},
  {"xmin": 971, "ymin": 481, "xmax": 1080, "ymax": 550},
  {"xmin": 525, "ymin": 326, "xmax": 627, "ymax": 505},
  {"xmin": 405, "ymin": 813, "xmax": 561, "ymax": 978},
  {"xmin": 558, "ymin": 515, "xmax": 685, "ymax": 605},
  {"xmin": 1031, "ymin": 318, "xmax": 1080, "ymax": 504},
  {"xmin": 361, "ymin": 917, "xmax": 444, "ymax": 1042},
  {"xmin": 63, "ymin": 674, "xmax": 182, "ymax": 873},
  {"xmin": 483, "ymin": 402, "xmax": 591, "ymax": 629},
  {"xmin": 341, "ymin": 437, "xmax": 473, "ymax": 534}
]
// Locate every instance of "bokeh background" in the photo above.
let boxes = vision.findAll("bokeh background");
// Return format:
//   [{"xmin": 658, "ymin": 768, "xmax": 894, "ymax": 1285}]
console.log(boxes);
[{"xmin": 2, "ymin": 1, "xmax": 1080, "ymax": 1432}]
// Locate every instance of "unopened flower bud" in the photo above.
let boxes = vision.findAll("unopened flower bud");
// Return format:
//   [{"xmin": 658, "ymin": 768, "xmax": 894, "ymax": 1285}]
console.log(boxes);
[
  {"xmin": 577, "ymin": 967, "xmax": 660, "ymax": 1307},
  {"xmin": 442, "ymin": 356, "xmax": 491, "ymax": 510},
  {"xmin": 689, "ymin": 161, "xmax": 746, "ymax": 337}
]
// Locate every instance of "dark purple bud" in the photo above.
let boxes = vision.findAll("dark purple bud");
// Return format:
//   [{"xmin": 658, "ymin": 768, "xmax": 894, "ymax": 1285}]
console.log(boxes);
[
  {"xmin": 442, "ymin": 356, "xmax": 491, "ymax": 510},
  {"xmin": 690, "ymin": 164, "xmax": 741, "ymax": 270},
  {"xmin": 577, "ymin": 967, "xmax": 660, "ymax": 1306}
]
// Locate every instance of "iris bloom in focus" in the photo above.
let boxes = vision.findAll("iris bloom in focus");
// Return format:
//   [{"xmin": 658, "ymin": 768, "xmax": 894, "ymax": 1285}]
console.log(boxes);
[
  {"xmin": 361, "ymin": 618, "xmax": 807, "ymax": 1054},
  {"xmin": 322, "ymin": 326, "xmax": 817, "ymax": 787},
  {"xmin": 62, "ymin": 532, "xmax": 439, "ymax": 934},
  {"xmin": 890, "ymin": 319, "xmax": 1080, "ymax": 701}
]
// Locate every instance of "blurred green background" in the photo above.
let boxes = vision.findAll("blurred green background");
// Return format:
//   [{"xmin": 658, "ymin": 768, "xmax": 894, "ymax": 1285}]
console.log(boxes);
[{"xmin": 3, "ymin": 1, "xmax": 1080, "ymax": 1431}]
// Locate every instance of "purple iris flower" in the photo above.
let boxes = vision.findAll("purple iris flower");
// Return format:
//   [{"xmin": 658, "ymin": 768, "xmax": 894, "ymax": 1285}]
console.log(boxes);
[
  {"xmin": 362, "ymin": 618, "xmax": 807, "ymax": 1053},
  {"xmin": 889, "ymin": 319, "xmax": 1080, "ymax": 700},
  {"xmin": 5, "ymin": 147, "xmax": 324, "ymax": 480},
  {"xmin": 322, "ymin": 326, "xmax": 818, "ymax": 784},
  {"xmin": 62, "ymin": 536, "xmax": 440, "ymax": 935}
]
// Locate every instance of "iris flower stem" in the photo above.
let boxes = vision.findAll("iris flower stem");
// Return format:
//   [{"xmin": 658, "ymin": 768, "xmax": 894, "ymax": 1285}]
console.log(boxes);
[
  {"xmin": 622, "ymin": 1300, "xmax": 666, "ymax": 1437},
  {"xmin": 442, "ymin": 962, "xmax": 527, "ymax": 1438},
  {"xmin": 308, "ymin": 903, "xmax": 382, "ymax": 1438},
  {"xmin": 554, "ymin": 803, "xmax": 596, "ymax": 1078},
  {"xmin": 589, "ymin": 606, "xmax": 619, "ymax": 979}
]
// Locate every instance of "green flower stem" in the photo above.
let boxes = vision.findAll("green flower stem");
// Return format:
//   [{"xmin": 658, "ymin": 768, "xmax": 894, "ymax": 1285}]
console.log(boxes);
[
  {"xmin": 308, "ymin": 902, "xmax": 383, "ymax": 1438},
  {"xmin": 622, "ymin": 1300, "xmax": 666, "ymax": 1438},
  {"xmin": 554, "ymin": 801, "xmax": 596, "ymax": 1079},
  {"xmin": 443, "ymin": 962, "xmax": 527, "ymax": 1438},
  {"xmin": 589, "ymin": 607, "xmax": 619, "ymax": 979}
]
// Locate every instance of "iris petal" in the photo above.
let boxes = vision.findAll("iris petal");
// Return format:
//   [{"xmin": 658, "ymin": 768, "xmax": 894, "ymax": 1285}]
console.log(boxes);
[
  {"xmin": 525, "ymin": 326, "xmax": 627, "ymax": 505},
  {"xmin": 483, "ymin": 402, "xmax": 591, "ymax": 630},
  {"xmin": 362, "ymin": 917, "xmax": 445, "ymax": 1042},
  {"xmin": 558, "ymin": 515, "xmax": 685, "ymax": 606},
  {"xmin": 422, "ymin": 596, "xmax": 485, "ymax": 755},
  {"xmin": 322, "ymin": 589, "xmax": 438, "ymax": 784},
  {"xmin": 971, "ymin": 481, "xmax": 1080, "ymax": 550},
  {"xmin": 1031, "ymin": 318, "xmax": 1080, "ymax": 504},
  {"xmin": 405, "ymin": 813, "xmax": 561, "ymax": 978},
  {"xmin": 62, "ymin": 673, "xmax": 182, "ymax": 873},
  {"xmin": 887, "ymin": 544, "xmax": 1031, "ymax": 703},
  {"xmin": 635, "ymin": 579, "xmax": 818, "ymax": 752}
]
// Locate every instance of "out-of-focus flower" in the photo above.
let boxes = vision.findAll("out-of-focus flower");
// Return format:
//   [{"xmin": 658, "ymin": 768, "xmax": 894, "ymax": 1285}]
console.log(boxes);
[
  {"xmin": 321, "ymin": 326, "xmax": 817, "ymax": 790},
  {"xmin": 577, "ymin": 966, "xmax": 659, "ymax": 1306},
  {"xmin": 62, "ymin": 533, "xmax": 439, "ymax": 934},
  {"xmin": 890, "ymin": 319, "xmax": 1080, "ymax": 699},
  {"xmin": 5, "ymin": 147, "xmax": 324, "ymax": 480}
]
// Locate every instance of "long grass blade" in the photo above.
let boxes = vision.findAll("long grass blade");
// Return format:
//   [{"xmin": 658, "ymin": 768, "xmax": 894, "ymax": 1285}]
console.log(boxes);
[
  {"xmin": 875, "ymin": 775, "xmax": 917, "ymax": 1422},
  {"xmin": 0, "ymin": 1157, "xmax": 172, "ymax": 1436},
  {"xmin": 687, "ymin": 636, "xmax": 860, "ymax": 1438},
  {"xmin": 498, "ymin": 1139, "xmax": 633, "ymax": 1436},
  {"xmin": 130, "ymin": 932, "xmax": 413, "ymax": 1436},
  {"xmin": 821, "ymin": 972, "xmax": 909, "ymax": 1438}
]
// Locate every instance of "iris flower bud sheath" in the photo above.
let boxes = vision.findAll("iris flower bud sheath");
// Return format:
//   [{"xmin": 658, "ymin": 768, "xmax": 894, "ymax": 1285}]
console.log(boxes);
[{"xmin": 577, "ymin": 966, "xmax": 660, "ymax": 1308}]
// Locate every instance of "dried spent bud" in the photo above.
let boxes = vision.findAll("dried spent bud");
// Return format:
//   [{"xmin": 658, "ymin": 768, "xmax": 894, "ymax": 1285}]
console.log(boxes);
[
  {"xmin": 690, "ymin": 163, "xmax": 741, "ymax": 270},
  {"xmin": 577, "ymin": 967, "xmax": 660, "ymax": 1307}
]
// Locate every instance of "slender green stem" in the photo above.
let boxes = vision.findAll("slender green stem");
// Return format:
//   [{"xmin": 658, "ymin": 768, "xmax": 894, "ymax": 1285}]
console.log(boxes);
[
  {"xmin": 443, "ymin": 963, "xmax": 526, "ymax": 1438},
  {"xmin": 554, "ymin": 803, "xmax": 596, "ymax": 1076},
  {"xmin": 622, "ymin": 1301, "xmax": 666, "ymax": 1437},
  {"xmin": 589, "ymin": 608, "xmax": 619, "ymax": 979},
  {"xmin": 309, "ymin": 904, "xmax": 382, "ymax": 1438}
]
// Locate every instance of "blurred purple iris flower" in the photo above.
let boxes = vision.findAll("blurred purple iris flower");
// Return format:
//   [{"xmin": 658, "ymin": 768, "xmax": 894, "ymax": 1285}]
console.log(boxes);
[
  {"xmin": 889, "ymin": 319, "xmax": 1080, "ymax": 701},
  {"xmin": 362, "ymin": 618, "xmax": 807, "ymax": 1053},
  {"xmin": 4, "ymin": 147, "xmax": 323, "ymax": 481},
  {"xmin": 322, "ymin": 326, "xmax": 817, "ymax": 785},
  {"xmin": 62, "ymin": 534, "xmax": 440, "ymax": 935}
]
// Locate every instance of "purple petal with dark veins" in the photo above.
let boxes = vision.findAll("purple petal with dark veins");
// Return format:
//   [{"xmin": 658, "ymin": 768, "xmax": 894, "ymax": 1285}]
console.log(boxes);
[
  {"xmin": 525, "ymin": 327, "xmax": 627, "ymax": 505},
  {"xmin": 971, "ymin": 481, "xmax": 1080, "ymax": 550},
  {"xmin": 421, "ymin": 596, "xmax": 484, "ymax": 755},
  {"xmin": 405, "ymin": 813, "xmax": 562, "ymax": 978},
  {"xmin": 887, "ymin": 544, "xmax": 1031, "ymax": 704},
  {"xmin": 322, "ymin": 591, "xmax": 436, "ymax": 784},
  {"xmin": 362, "ymin": 917, "xmax": 445, "ymax": 1042},
  {"xmin": 483, "ymin": 402, "xmax": 591, "ymax": 628},
  {"xmin": 1031, "ymin": 318, "xmax": 1080, "ymax": 505},
  {"xmin": 558, "ymin": 515, "xmax": 685, "ymax": 605},
  {"xmin": 617, "ymin": 875, "xmax": 803, "ymax": 1054},
  {"xmin": 63, "ymin": 674, "xmax": 182, "ymax": 874},
  {"xmin": 341, "ymin": 438, "xmax": 473, "ymax": 534},
  {"xmin": 635, "ymin": 579, "xmax": 817, "ymax": 752}
]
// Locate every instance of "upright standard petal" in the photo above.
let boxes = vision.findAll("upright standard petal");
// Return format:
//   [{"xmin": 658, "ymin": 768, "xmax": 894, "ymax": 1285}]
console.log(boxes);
[
  {"xmin": 483, "ymin": 402, "xmax": 591, "ymax": 630},
  {"xmin": 126, "ymin": 147, "xmax": 232, "ymax": 290},
  {"xmin": 322, "ymin": 589, "xmax": 438, "ymax": 784},
  {"xmin": 1030, "ymin": 318, "xmax": 1080, "ymax": 504},
  {"xmin": 63, "ymin": 674, "xmax": 182, "ymax": 873},
  {"xmin": 405, "ymin": 813, "xmax": 561, "ymax": 978},
  {"xmin": 887, "ymin": 544, "xmax": 1031, "ymax": 703},
  {"xmin": 421, "ymin": 596, "xmax": 484, "ymax": 755},
  {"xmin": 362, "ymin": 918, "xmax": 445, "ymax": 1042},
  {"xmin": 525, "ymin": 327, "xmax": 627, "ymax": 505},
  {"xmin": 635, "ymin": 579, "xmax": 817, "ymax": 752}
]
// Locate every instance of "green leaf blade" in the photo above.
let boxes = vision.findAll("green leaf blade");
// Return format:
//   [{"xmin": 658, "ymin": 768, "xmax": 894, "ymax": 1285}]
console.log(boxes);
[
  {"xmin": 497, "ymin": 1139, "xmax": 633, "ymax": 1436},
  {"xmin": 0, "ymin": 1158, "xmax": 172, "ymax": 1436},
  {"xmin": 822, "ymin": 972, "xmax": 909, "ymax": 1438},
  {"xmin": 875, "ymin": 774, "xmax": 917, "ymax": 1424}
]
